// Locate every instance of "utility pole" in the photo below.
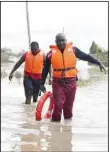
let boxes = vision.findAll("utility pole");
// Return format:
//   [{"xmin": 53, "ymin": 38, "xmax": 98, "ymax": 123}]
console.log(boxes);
[
  {"xmin": 63, "ymin": 27, "xmax": 64, "ymax": 33},
  {"xmin": 26, "ymin": 1, "xmax": 31, "ymax": 49}
]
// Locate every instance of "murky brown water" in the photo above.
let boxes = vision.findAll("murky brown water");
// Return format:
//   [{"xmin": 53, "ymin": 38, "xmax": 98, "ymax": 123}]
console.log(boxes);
[{"xmin": 1, "ymin": 76, "xmax": 108, "ymax": 152}]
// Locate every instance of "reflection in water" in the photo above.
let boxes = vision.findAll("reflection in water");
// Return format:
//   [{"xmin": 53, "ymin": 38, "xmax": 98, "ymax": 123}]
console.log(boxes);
[
  {"xmin": 20, "ymin": 120, "xmax": 73, "ymax": 152},
  {"xmin": 48, "ymin": 124, "xmax": 72, "ymax": 151},
  {"xmin": 1, "ymin": 77, "xmax": 108, "ymax": 151}
]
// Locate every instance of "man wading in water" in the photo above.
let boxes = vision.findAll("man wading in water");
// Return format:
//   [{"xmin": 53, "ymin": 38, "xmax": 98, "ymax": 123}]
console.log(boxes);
[
  {"xmin": 9, "ymin": 41, "xmax": 45, "ymax": 104},
  {"xmin": 40, "ymin": 33, "xmax": 106, "ymax": 122}
]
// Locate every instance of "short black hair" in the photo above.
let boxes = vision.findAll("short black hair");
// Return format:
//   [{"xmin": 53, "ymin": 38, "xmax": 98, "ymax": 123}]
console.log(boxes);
[
  {"xmin": 55, "ymin": 33, "xmax": 66, "ymax": 40},
  {"xmin": 30, "ymin": 41, "xmax": 39, "ymax": 47}
]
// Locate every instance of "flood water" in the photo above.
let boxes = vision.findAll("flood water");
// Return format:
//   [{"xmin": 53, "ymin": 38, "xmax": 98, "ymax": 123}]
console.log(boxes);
[{"xmin": 1, "ymin": 75, "xmax": 108, "ymax": 152}]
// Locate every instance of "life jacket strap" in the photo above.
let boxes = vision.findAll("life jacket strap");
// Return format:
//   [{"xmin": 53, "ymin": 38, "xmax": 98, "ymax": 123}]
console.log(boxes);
[{"xmin": 54, "ymin": 67, "xmax": 75, "ymax": 72}]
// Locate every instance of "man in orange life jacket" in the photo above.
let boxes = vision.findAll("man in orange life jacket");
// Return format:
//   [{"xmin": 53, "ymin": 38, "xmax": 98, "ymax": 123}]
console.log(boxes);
[
  {"xmin": 40, "ymin": 33, "xmax": 106, "ymax": 122},
  {"xmin": 9, "ymin": 41, "xmax": 45, "ymax": 104}
]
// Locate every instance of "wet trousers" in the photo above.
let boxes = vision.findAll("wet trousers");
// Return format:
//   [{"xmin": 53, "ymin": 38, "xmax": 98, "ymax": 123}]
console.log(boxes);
[
  {"xmin": 23, "ymin": 76, "xmax": 41, "ymax": 102},
  {"xmin": 52, "ymin": 78, "xmax": 77, "ymax": 121}
]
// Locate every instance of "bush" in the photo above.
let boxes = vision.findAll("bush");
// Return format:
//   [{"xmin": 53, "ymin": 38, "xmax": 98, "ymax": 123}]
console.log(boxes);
[{"xmin": 1, "ymin": 53, "xmax": 10, "ymax": 63}]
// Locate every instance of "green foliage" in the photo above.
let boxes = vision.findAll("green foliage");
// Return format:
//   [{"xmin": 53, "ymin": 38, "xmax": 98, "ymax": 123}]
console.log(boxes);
[
  {"xmin": 89, "ymin": 41, "xmax": 102, "ymax": 55},
  {"xmin": 1, "ymin": 47, "xmax": 13, "ymax": 63},
  {"xmin": 1, "ymin": 47, "xmax": 21, "ymax": 63},
  {"xmin": 90, "ymin": 41, "xmax": 97, "ymax": 54},
  {"xmin": 1, "ymin": 47, "xmax": 12, "ymax": 53},
  {"xmin": 77, "ymin": 66, "xmax": 108, "ymax": 87},
  {"xmin": 89, "ymin": 41, "xmax": 108, "ymax": 67},
  {"xmin": 1, "ymin": 53, "xmax": 10, "ymax": 63}
]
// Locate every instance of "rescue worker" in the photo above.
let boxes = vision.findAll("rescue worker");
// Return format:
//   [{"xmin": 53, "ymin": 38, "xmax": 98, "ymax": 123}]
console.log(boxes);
[
  {"xmin": 40, "ymin": 33, "xmax": 106, "ymax": 122},
  {"xmin": 9, "ymin": 41, "xmax": 45, "ymax": 104}
]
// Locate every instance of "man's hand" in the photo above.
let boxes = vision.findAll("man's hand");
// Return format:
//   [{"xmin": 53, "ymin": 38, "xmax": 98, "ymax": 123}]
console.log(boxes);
[
  {"xmin": 99, "ymin": 63, "xmax": 106, "ymax": 74},
  {"xmin": 40, "ymin": 84, "xmax": 46, "ymax": 93},
  {"xmin": 9, "ymin": 73, "xmax": 13, "ymax": 81}
]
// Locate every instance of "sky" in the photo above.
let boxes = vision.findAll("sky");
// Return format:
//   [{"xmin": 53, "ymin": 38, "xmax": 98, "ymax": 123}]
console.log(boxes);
[{"xmin": 1, "ymin": 1, "xmax": 108, "ymax": 54}]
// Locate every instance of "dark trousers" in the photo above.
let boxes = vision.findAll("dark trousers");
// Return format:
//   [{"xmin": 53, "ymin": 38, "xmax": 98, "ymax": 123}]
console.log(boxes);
[
  {"xmin": 23, "ymin": 76, "xmax": 41, "ymax": 102},
  {"xmin": 52, "ymin": 78, "xmax": 77, "ymax": 121}
]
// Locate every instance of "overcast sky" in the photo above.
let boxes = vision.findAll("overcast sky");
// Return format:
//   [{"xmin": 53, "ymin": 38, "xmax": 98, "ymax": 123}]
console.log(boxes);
[{"xmin": 1, "ymin": 1, "xmax": 108, "ymax": 53}]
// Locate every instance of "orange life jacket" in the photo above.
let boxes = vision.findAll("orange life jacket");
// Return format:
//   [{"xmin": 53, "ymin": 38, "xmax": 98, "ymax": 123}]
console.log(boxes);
[
  {"xmin": 50, "ymin": 42, "xmax": 77, "ymax": 78},
  {"xmin": 24, "ymin": 50, "xmax": 44, "ymax": 74}
]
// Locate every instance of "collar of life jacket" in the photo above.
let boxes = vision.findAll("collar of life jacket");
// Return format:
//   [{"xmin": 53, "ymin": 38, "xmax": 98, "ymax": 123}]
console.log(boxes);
[{"xmin": 49, "ymin": 42, "xmax": 73, "ymax": 50}]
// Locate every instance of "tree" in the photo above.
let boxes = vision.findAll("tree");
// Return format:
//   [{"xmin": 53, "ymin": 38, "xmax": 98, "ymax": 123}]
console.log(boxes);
[
  {"xmin": 89, "ymin": 41, "xmax": 96, "ymax": 54},
  {"xmin": 1, "ymin": 53, "xmax": 10, "ymax": 62},
  {"xmin": 1, "ymin": 47, "xmax": 12, "ymax": 54},
  {"xmin": 1, "ymin": 47, "xmax": 12, "ymax": 63},
  {"xmin": 95, "ymin": 45, "xmax": 102, "ymax": 59},
  {"xmin": 89, "ymin": 41, "xmax": 103, "ymax": 55},
  {"xmin": 89, "ymin": 41, "xmax": 108, "ymax": 67}
]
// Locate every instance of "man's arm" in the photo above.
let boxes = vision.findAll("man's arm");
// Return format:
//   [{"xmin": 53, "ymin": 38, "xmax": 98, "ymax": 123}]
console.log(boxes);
[
  {"xmin": 74, "ymin": 47, "xmax": 101, "ymax": 65},
  {"xmin": 41, "ymin": 53, "xmax": 51, "ymax": 84},
  {"xmin": 9, "ymin": 55, "xmax": 25, "ymax": 80},
  {"xmin": 48, "ymin": 66, "xmax": 52, "ymax": 85},
  {"xmin": 74, "ymin": 47, "xmax": 106, "ymax": 73},
  {"xmin": 40, "ymin": 52, "xmax": 51, "ymax": 93}
]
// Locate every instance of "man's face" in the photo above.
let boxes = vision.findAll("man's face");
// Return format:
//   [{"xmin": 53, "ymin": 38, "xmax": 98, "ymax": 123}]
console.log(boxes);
[
  {"xmin": 55, "ymin": 34, "xmax": 67, "ymax": 51},
  {"xmin": 31, "ymin": 45, "xmax": 39, "ymax": 55}
]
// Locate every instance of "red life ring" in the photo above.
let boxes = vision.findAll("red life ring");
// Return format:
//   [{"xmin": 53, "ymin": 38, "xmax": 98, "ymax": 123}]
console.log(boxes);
[{"xmin": 35, "ymin": 91, "xmax": 54, "ymax": 120}]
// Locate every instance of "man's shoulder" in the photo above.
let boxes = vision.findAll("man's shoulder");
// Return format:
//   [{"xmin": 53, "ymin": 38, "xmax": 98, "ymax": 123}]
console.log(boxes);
[
  {"xmin": 72, "ymin": 46, "xmax": 77, "ymax": 50},
  {"xmin": 72, "ymin": 46, "xmax": 77, "ymax": 53},
  {"xmin": 24, "ymin": 51, "xmax": 29, "ymax": 58},
  {"xmin": 72, "ymin": 46, "xmax": 80, "ymax": 52}
]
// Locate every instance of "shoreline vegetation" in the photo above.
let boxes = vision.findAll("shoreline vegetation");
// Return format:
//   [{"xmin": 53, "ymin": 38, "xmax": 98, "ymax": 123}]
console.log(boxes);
[
  {"xmin": 1, "ymin": 41, "xmax": 108, "ymax": 87},
  {"xmin": 77, "ymin": 66, "xmax": 108, "ymax": 87},
  {"xmin": 1, "ymin": 63, "xmax": 108, "ymax": 88}
]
